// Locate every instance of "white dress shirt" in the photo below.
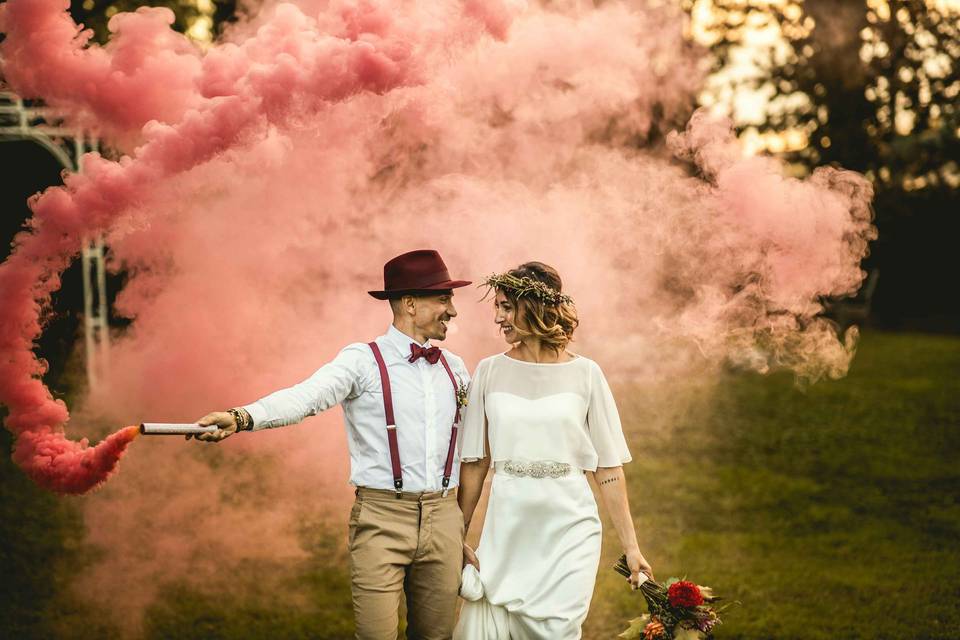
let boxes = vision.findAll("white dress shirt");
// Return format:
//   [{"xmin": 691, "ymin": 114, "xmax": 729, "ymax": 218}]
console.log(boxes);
[{"xmin": 243, "ymin": 325, "xmax": 470, "ymax": 492}]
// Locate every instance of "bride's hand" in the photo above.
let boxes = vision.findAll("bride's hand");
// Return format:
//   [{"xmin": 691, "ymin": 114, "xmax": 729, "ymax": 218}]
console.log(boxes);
[
  {"xmin": 463, "ymin": 543, "xmax": 479, "ymax": 570},
  {"xmin": 626, "ymin": 549, "xmax": 654, "ymax": 588}
]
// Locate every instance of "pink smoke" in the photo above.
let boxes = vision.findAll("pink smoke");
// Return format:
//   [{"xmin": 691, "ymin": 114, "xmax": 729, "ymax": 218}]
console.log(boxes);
[
  {"xmin": 0, "ymin": 0, "xmax": 874, "ymax": 625},
  {"xmin": 0, "ymin": 0, "xmax": 507, "ymax": 494},
  {"xmin": 0, "ymin": 0, "xmax": 202, "ymax": 143},
  {"xmin": 11, "ymin": 426, "xmax": 140, "ymax": 494}
]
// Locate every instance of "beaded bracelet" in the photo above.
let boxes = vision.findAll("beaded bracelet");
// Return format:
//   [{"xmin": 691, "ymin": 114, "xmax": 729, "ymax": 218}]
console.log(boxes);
[{"xmin": 228, "ymin": 407, "xmax": 252, "ymax": 431}]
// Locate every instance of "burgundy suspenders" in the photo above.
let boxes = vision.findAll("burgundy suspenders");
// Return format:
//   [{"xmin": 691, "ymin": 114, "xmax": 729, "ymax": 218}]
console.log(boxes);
[
  {"xmin": 368, "ymin": 342, "xmax": 461, "ymax": 498},
  {"xmin": 368, "ymin": 342, "xmax": 403, "ymax": 494},
  {"xmin": 437, "ymin": 353, "xmax": 461, "ymax": 496}
]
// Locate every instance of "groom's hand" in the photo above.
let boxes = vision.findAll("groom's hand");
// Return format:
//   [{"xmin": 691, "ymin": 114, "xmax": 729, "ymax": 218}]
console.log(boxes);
[
  {"xmin": 463, "ymin": 543, "xmax": 479, "ymax": 570},
  {"xmin": 188, "ymin": 412, "xmax": 238, "ymax": 442}
]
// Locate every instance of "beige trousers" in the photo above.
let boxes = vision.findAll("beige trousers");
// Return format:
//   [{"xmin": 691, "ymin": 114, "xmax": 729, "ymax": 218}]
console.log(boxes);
[{"xmin": 349, "ymin": 487, "xmax": 464, "ymax": 640}]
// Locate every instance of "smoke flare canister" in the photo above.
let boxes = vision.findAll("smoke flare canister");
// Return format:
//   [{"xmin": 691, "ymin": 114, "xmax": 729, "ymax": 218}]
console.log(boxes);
[{"xmin": 140, "ymin": 423, "xmax": 220, "ymax": 435}]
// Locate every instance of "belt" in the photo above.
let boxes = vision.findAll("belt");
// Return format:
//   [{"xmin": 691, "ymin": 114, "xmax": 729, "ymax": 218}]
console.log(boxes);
[
  {"xmin": 355, "ymin": 486, "xmax": 458, "ymax": 502},
  {"xmin": 495, "ymin": 460, "xmax": 576, "ymax": 479}
]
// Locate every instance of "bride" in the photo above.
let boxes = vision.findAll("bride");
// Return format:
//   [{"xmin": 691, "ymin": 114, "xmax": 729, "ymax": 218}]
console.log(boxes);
[{"xmin": 454, "ymin": 262, "xmax": 654, "ymax": 639}]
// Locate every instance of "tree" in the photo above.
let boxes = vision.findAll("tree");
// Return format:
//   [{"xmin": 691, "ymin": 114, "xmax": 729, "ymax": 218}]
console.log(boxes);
[
  {"xmin": 686, "ymin": 0, "xmax": 960, "ymax": 330},
  {"xmin": 687, "ymin": 0, "xmax": 958, "ymax": 181}
]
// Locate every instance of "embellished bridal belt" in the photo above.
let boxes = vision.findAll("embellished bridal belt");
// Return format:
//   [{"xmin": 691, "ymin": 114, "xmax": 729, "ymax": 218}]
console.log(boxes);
[{"xmin": 496, "ymin": 460, "xmax": 574, "ymax": 479}]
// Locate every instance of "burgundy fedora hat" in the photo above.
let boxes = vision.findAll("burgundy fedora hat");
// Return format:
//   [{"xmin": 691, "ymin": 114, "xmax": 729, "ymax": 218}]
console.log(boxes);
[{"xmin": 368, "ymin": 249, "xmax": 472, "ymax": 300}]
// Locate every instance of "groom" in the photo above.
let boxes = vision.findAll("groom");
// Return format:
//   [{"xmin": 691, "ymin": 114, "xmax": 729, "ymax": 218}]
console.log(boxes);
[{"xmin": 192, "ymin": 249, "xmax": 472, "ymax": 640}]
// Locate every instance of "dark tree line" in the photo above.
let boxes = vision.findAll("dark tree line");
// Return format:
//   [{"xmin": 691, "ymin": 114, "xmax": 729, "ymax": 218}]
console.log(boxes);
[{"xmin": 685, "ymin": 0, "xmax": 960, "ymax": 331}]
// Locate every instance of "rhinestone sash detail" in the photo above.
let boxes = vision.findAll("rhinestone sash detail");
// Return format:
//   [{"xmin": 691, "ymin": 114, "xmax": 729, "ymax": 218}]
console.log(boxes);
[{"xmin": 499, "ymin": 460, "xmax": 572, "ymax": 479}]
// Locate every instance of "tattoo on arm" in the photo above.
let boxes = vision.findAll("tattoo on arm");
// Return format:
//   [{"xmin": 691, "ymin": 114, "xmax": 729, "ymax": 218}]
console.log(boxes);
[{"xmin": 600, "ymin": 476, "xmax": 619, "ymax": 486}]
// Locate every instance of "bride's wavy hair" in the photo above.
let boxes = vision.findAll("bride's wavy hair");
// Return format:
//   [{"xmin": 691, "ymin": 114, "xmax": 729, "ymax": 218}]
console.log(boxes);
[{"xmin": 497, "ymin": 262, "xmax": 578, "ymax": 351}]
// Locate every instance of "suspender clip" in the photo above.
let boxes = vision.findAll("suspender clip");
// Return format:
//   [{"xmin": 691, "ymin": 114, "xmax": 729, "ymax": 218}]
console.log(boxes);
[
  {"xmin": 394, "ymin": 479, "xmax": 403, "ymax": 499},
  {"xmin": 441, "ymin": 477, "xmax": 450, "ymax": 498}
]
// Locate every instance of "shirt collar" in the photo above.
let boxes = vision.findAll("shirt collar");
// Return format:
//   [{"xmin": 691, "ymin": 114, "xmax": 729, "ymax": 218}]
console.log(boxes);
[{"xmin": 386, "ymin": 324, "xmax": 430, "ymax": 358}]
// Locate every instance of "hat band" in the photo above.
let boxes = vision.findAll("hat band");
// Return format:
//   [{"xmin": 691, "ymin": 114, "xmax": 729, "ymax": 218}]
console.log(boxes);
[{"xmin": 385, "ymin": 269, "xmax": 452, "ymax": 290}]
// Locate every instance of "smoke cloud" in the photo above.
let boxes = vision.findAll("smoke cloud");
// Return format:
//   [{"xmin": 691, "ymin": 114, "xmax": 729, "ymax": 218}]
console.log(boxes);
[{"xmin": 0, "ymin": 0, "xmax": 874, "ymax": 629}]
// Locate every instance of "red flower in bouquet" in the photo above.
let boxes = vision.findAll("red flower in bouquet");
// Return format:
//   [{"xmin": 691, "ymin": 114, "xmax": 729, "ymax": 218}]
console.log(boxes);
[
  {"xmin": 614, "ymin": 556, "xmax": 735, "ymax": 640},
  {"xmin": 667, "ymin": 581, "xmax": 704, "ymax": 608}
]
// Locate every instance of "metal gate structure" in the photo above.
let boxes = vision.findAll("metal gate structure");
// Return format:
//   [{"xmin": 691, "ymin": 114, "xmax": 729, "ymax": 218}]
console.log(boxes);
[{"xmin": 0, "ymin": 91, "xmax": 109, "ymax": 390}]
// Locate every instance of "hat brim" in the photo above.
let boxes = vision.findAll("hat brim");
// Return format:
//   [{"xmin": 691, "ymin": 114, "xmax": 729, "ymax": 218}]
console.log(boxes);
[{"xmin": 368, "ymin": 280, "xmax": 472, "ymax": 300}]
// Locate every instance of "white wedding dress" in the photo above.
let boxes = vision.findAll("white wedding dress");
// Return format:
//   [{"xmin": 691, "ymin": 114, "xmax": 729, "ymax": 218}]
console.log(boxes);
[{"xmin": 454, "ymin": 353, "xmax": 632, "ymax": 640}]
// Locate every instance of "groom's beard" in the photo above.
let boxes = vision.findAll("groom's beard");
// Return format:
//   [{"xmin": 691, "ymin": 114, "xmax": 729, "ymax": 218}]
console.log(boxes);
[{"xmin": 425, "ymin": 318, "xmax": 450, "ymax": 341}]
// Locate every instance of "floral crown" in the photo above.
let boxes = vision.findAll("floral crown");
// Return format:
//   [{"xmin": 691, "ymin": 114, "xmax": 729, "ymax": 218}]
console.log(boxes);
[{"xmin": 483, "ymin": 273, "xmax": 574, "ymax": 306}]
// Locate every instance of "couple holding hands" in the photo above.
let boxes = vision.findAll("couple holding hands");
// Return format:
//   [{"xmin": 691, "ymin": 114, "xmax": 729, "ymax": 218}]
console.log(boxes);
[{"xmin": 193, "ymin": 249, "xmax": 654, "ymax": 640}]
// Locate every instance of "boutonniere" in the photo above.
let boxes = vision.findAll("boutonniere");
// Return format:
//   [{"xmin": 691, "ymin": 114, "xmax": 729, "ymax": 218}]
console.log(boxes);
[{"xmin": 455, "ymin": 377, "xmax": 469, "ymax": 409}]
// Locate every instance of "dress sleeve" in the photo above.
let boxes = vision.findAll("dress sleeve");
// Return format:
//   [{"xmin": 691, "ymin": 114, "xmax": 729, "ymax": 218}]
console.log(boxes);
[
  {"xmin": 458, "ymin": 358, "xmax": 488, "ymax": 462},
  {"xmin": 587, "ymin": 360, "xmax": 632, "ymax": 467}
]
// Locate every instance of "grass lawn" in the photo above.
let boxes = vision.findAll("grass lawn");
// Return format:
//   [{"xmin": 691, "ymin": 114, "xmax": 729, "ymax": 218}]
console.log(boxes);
[
  {"xmin": 589, "ymin": 331, "xmax": 960, "ymax": 639},
  {"xmin": 2, "ymin": 330, "xmax": 958, "ymax": 638}
]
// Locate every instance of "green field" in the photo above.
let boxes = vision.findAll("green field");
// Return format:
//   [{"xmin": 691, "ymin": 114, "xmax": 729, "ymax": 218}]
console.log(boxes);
[{"xmin": 2, "ymin": 331, "xmax": 958, "ymax": 639}]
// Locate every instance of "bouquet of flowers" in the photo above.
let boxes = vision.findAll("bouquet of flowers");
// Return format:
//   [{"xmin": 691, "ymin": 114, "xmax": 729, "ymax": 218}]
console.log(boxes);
[{"xmin": 614, "ymin": 555, "xmax": 732, "ymax": 639}]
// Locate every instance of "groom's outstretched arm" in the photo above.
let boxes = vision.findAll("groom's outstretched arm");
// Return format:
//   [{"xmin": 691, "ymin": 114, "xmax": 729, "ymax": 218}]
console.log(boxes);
[{"xmin": 192, "ymin": 344, "xmax": 366, "ymax": 442}]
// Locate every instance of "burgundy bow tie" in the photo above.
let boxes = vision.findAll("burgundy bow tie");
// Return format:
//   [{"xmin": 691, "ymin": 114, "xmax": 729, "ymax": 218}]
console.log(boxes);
[{"xmin": 409, "ymin": 343, "xmax": 441, "ymax": 365}]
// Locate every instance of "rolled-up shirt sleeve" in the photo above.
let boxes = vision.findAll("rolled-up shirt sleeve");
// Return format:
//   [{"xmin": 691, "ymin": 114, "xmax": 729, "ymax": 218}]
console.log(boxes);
[{"xmin": 243, "ymin": 344, "xmax": 369, "ymax": 430}]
